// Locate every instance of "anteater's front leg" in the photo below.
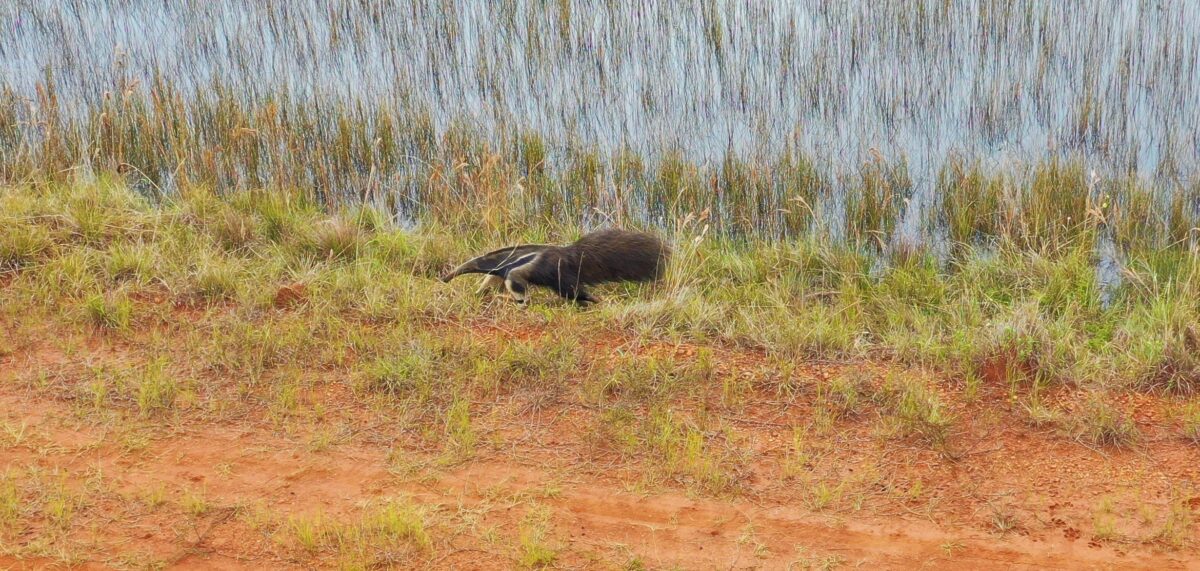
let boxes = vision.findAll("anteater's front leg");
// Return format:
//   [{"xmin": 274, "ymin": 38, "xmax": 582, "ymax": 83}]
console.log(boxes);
[
  {"xmin": 475, "ymin": 274, "xmax": 505, "ymax": 295},
  {"xmin": 503, "ymin": 276, "xmax": 530, "ymax": 304}
]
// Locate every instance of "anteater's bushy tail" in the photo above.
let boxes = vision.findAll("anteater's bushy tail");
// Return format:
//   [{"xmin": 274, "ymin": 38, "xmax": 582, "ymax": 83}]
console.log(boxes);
[{"xmin": 572, "ymin": 229, "xmax": 670, "ymax": 285}]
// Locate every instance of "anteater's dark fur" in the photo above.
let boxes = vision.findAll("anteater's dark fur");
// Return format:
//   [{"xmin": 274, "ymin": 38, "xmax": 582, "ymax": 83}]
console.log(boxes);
[{"xmin": 440, "ymin": 229, "xmax": 670, "ymax": 304}]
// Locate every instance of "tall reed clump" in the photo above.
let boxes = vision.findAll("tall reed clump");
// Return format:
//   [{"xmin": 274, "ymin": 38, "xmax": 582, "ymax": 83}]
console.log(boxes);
[
  {"xmin": 1098, "ymin": 175, "xmax": 1200, "ymax": 253},
  {"xmin": 1104, "ymin": 177, "xmax": 1159, "ymax": 252},
  {"xmin": 1165, "ymin": 182, "xmax": 1200, "ymax": 249},
  {"xmin": 1018, "ymin": 159, "xmax": 1094, "ymax": 251},
  {"xmin": 651, "ymin": 151, "xmax": 707, "ymax": 229},
  {"xmin": 939, "ymin": 159, "xmax": 1010, "ymax": 253},
  {"xmin": 776, "ymin": 147, "xmax": 827, "ymax": 238},
  {"xmin": 0, "ymin": 87, "xmax": 24, "ymax": 182},
  {"xmin": 845, "ymin": 157, "xmax": 912, "ymax": 250}
]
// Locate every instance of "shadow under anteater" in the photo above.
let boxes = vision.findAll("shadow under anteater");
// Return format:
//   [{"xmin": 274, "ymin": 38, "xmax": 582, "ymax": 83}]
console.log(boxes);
[{"xmin": 439, "ymin": 229, "xmax": 670, "ymax": 305}]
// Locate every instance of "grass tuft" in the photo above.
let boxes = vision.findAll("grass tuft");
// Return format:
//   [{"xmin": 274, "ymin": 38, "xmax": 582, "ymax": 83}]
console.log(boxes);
[
  {"xmin": 0, "ymin": 473, "xmax": 21, "ymax": 533},
  {"xmin": 212, "ymin": 208, "xmax": 259, "ymax": 252},
  {"xmin": 443, "ymin": 397, "xmax": 476, "ymax": 460},
  {"xmin": 104, "ymin": 243, "xmax": 153, "ymax": 283},
  {"xmin": 877, "ymin": 376, "xmax": 953, "ymax": 449},
  {"xmin": 302, "ymin": 218, "xmax": 366, "ymax": 262},
  {"xmin": 1180, "ymin": 404, "xmax": 1200, "ymax": 444},
  {"xmin": 1137, "ymin": 323, "xmax": 1200, "ymax": 395},
  {"xmin": 1075, "ymin": 394, "xmax": 1139, "ymax": 447},
  {"xmin": 0, "ymin": 222, "xmax": 53, "ymax": 271},
  {"xmin": 84, "ymin": 292, "xmax": 133, "ymax": 330},
  {"xmin": 363, "ymin": 499, "xmax": 432, "ymax": 552},
  {"xmin": 817, "ymin": 369, "xmax": 870, "ymax": 421},
  {"xmin": 518, "ymin": 504, "xmax": 558, "ymax": 569},
  {"xmin": 136, "ymin": 359, "xmax": 179, "ymax": 416},
  {"xmin": 362, "ymin": 350, "xmax": 435, "ymax": 401},
  {"xmin": 193, "ymin": 262, "xmax": 240, "ymax": 301}
]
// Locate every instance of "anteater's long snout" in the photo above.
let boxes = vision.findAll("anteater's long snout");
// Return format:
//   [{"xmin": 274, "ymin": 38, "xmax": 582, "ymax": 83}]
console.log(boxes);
[{"xmin": 439, "ymin": 262, "xmax": 474, "ymax": 283}]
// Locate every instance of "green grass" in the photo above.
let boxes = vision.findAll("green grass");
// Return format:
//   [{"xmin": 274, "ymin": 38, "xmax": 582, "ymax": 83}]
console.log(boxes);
[
  {"xmin": 443, "ymin": 396, "xmax": 476, "ymax": 460},
  {"xmin": 0, "ymin": 472, "xmax": 21, "ymax": 533},
  {"xmin": 0, "ymin": 177, "xmax": 1192, "ymax": 467},
  {"xmin": 0, "ymin": 222, "xmax": 53, "ymax": 271},
  {"xmin": 4, "ymin": 177, "xmax": 1199, "ymax": 398},
  {"xmin": 179, "ymin": 487, "xmax": 209, "ymax": 517},
  {"xmin": 518, "ymin": 505, "xmax": 558, "ymax": 568},
  {"xmin": 300, "ymin": 218, "xmax": 366, "ymax": 263},
  {"xmin": 287, "ymin": 511, "xmax": 330, "ymax": 553},
  {"xmin": 193, "ymin": 261, "xmax": 240, "ymax": 302},
  {"xmin": 83, "ymin": 293, "xmax": 133, "ymax": 330},
  {"xmin": 327, "ymin": 499, "xmax": 433, "ymax": 568},
  {"xmin": 104, "ymin": 243, "xmax": 154, "ymax": 284},
  {"xmin": 363, "ymin": 500, "xmax": 431, "ymax": 551},
  {"xmin": 362, "ymin": 349, "xmax": 437, "ymax": 401},
  {"xmin": 817, "ymin": 369, "xmax": 870, "ymax": 421},
  {"xmin": 136, "ymin": 358, "xmax": 180, "ymax": 416}
]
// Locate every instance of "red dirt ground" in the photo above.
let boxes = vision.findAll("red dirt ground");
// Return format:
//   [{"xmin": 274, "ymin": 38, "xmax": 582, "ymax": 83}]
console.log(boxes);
[{"xmin": 2, "ymin": 320, "xmax": 1200, "ymax": 570}]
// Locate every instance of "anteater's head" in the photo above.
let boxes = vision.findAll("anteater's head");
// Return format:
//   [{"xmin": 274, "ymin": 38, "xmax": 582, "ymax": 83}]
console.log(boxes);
[{"xmin": 440, "ymin": 244, "xmax": 550, "ymax": 283}]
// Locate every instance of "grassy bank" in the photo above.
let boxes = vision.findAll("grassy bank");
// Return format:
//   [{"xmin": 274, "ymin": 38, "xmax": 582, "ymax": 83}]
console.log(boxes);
[{"xmin": 3, "ymin": 176, "xmax": 1198, "ymax": 401}]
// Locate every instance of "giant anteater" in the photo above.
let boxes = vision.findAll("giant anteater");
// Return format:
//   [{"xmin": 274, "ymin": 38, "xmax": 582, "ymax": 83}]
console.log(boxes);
[{"xmin": 440, "ymin": 229, "xmax": 669, "ymax": 305}]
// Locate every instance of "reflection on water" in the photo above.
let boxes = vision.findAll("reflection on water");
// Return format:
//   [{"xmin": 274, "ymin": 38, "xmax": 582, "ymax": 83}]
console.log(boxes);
[{"xmin": 3, "ymin": 0, "xmax": 1198, "ymax": 182}]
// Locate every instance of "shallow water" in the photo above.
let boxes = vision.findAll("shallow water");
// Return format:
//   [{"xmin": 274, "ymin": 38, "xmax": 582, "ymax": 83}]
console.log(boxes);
[{"xmin": 3, "ymin": 0, "xmax": 1198, "ymax": 182}]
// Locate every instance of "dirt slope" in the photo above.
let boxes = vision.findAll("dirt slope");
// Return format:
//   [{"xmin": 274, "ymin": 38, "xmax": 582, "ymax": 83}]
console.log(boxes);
[{"xmin": 1, "ymin": 323, "xmax": 1199, "ymax": 570}]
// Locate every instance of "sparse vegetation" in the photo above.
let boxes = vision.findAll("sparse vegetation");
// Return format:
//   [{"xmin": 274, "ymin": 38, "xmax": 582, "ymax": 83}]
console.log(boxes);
[
  {"xmin": 1075, "ymin": 394, "xmax": 1140, "ymax": 447},
  {"xmin": 817, "ymin": 370, "xmax": 870, "ymax": 421},
  {"xmin": 1181, "ymin": 404, "xmax": 1200, "ymax": 444},
  {"xmin": 136, "ymin": 358, "xmax": 180, "ymax": 416},
  {"xmin": 180, "ymin": 487, "xmax": 209, "ymax": 517},
  {"xmin": 0, "ymin": 472, "xmax": 21, "ymax": 533},
  {"xmin": 443, "ymin": 396, "xmax": 477, "ymax": 461},
  {"xmin": 518, "ymin": 505, "xmax": 558, "ymax": 569},
  {"xmin": 876, "ymin": 375, "xmax": 953, "ymax": 450}
]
